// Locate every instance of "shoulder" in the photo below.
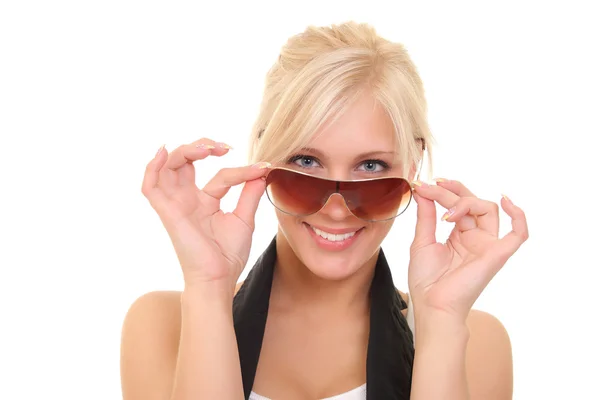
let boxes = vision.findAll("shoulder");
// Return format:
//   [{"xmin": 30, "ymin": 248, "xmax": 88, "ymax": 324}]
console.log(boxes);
[
  {"xmin": 120, "ymin": 290, "xmax": 184, "ymax": 352},
  {"xmin": 120, "ymin": 291, "xmax": 183, "ymax": 399},
  {"xmin": 466, "ymin": 309, "xmax": 511, "ymax": 343},
  {"xmin": 121, "ymin": 282, "xmax": 246, "ymax": 342},
  {"xmin": 465, "ymin": 309, "xmax": 512, "ymax": 364},
  {"xmin": 121, "ymin": 291, "xmax": 183, "ymax": 344},
  {"xmin": 122, "ymin": 282, "xmax": 245, "ymax": 325},
  {"xmin": 120, "ymin": 283, "xmax": 245, "ymax": 398},
  {"xmin": 121, "ymin": 282, "xmax": 246, "ymax": 348},
  {"xmin": 121, "ymin": 281, "xmax": 246, "ymax": 341},
  {"xmin": 396, "ymin": 290, "xmax": 512, "ymax": 397},
  {"xmin": 465, "ymin": 310, "xmax": 513, "ymax": 399}
]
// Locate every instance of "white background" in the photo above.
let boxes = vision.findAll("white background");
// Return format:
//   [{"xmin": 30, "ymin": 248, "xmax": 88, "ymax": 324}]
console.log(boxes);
[{"xmin": 1, "ymin": 1, "xmax": 599, "ymax": 399}]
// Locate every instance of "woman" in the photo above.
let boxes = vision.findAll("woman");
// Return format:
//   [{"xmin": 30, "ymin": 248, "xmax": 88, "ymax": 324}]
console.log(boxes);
[{"xmin": 121, "ymin": 22, "xmax": 528, "ymax": 399}]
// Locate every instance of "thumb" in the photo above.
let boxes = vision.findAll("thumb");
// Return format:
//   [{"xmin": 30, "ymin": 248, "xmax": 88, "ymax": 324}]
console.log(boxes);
[
  {"xmin": 412, "ymin": 191, "xmax": 437, "ymax": 249},
  {"xmin": 233, "ymin": 177, "xmax": 267, "ymax": 230}
]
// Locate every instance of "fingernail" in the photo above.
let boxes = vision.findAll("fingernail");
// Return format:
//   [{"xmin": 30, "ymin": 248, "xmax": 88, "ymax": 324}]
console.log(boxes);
[
  {"xmin": 156, "ymin": 144, "xmax": 165, "ymax": 156},
  {"xmin": 253, "ymin": 161, "xmax": 271, "ymax": 169},
  {"xmin": 434, "ymin": 178, "xmax": 448, "ymax": 183},
  {"xmin": 441, "ymin": 207, "xmax": 456, "ymax": 221},
  {"xmin": 196, "ymin": 143, "xmax": 215, "ymax": 149},
  {"xmin": 412, "ymin": 180, "xmax": 428, "ymax": 187},
  {"xmin": 501, "ymin": 194, "xmax": 512, "ymax": 203},
  {"xmin": 217, "ymin": 142, "xmax": 233, "ymax": 149}
]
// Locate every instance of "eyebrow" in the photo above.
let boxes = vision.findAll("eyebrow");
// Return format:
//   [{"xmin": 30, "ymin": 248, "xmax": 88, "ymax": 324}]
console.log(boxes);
[{"xmin": 297, "ymin": 147, "xmax": 397, "ymax": 161}]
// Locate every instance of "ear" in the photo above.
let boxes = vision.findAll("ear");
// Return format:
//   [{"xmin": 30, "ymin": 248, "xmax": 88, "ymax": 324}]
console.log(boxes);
[
  {"xmin": 409, "ymin": 164, "xmax": 420, "ymax": 182},
  {"xmin": 409, "ymin": 138, "xmax": 425, "ymax": 181}
]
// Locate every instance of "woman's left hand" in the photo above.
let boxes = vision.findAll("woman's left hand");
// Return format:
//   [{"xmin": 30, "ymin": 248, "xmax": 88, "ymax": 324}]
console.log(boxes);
[{"xmin": 407, "ymin": 179, "xmax": 529, "ymax": 322}]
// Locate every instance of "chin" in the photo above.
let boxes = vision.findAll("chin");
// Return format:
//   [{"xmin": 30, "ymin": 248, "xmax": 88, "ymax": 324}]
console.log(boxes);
[
  {"xmin": 301, "ymin": 252, "xmax": 365, "ymax": 281},
  {"xmin": 280, "ymin": 218, "xmax": 384, "ymax": 281}
]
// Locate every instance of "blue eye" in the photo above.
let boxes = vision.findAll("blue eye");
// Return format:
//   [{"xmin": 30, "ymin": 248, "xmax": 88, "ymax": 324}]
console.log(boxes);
[
  {"xmin": 286, "ymin": 155, "xmax": 390, "ymax": 174},
  {"xmin": 358, "ymin": 160, "xmax": 388, "ymax": 173},
  {"xmin": 289, "ymin": 155, "xmax": 321, "ymax": 169}
]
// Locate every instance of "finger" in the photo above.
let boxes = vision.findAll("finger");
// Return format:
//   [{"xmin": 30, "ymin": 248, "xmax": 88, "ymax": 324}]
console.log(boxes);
[
  {"xmin": 413, "ymin": 181, "xmax": 477, "ymax": 230},
  {"xmin": 441, "ymin": 197, "xmax": 500, "ymax": 236},
  {"xmin": 232, "ymin": 178, "xmax": 267, "ymax": 230},
  {"xmin": 141, "ymin": 145, "xmax": 169, "ymax": 212},
  {"xmin": 434, "ymin": 178, "xmax": 476, "ymax": 197},
  {"xmin": 164, "ymin": 139, "xmax": 232, "ymax": 170},
  {"xmin": 412, "ymin": 181, "xmax": 460, "ymax": 210},
  {"xmin": 202, "ymin": 162, "xmax": 271, "ymax": 200},
  {"xmin": 411, "ymin": 191, "xmax": 437, "ymax": 249},
  {"xmin": 491, "ymin": 195, "xmax": 529, "ymax": 262},
  {"xmin": 159, "ymin": 139, "xmax": 233, "ymax": 192}
]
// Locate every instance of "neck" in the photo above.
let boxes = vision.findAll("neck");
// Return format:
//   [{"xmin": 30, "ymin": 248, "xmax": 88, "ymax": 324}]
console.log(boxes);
[{"xmin": 271, "ymin": 230, "xmax": 378, "ymax": 316}]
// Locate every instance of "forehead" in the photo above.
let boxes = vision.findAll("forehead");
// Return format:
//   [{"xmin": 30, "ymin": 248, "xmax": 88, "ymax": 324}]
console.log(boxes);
[{"xmin": 306, "ymin": 93, "xmax": 397, "ymax": 158}]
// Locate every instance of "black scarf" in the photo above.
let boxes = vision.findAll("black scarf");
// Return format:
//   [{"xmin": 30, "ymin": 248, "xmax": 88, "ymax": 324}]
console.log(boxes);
[{"xmin": 232, "ymin": 236, "xmax": 415, "ymax": 399}]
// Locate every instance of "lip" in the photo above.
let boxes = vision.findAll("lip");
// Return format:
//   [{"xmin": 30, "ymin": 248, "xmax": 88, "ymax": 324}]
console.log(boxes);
[
  {"xmin": 305, "ymin": 223, "xmax": 364, "ymax": 234},
  {"xmin": 304, "ymin": 222, "xmax": 364, "ymax": 252}
]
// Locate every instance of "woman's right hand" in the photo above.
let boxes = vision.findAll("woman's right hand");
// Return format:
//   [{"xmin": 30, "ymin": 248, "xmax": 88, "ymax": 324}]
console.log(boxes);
[{"xmin": 141, "ymin": 138, "xmax": 270, "ymax": 293}]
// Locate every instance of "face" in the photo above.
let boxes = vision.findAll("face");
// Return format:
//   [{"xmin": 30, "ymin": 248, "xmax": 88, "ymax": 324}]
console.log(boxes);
[{"xmin": 273, "ymin": 93, "xmax": 414, "ymax": 280}]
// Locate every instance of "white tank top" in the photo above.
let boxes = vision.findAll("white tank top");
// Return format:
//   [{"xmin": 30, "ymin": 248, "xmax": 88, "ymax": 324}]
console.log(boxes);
[{"xmin": 249, "ymin": 293, "xmax": 415, "ymax": 400}]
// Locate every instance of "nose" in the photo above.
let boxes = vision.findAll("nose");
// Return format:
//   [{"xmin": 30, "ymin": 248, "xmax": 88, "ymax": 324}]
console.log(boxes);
[{"xmin": 318, "ymin": 193, "xmax": 354, "ymax": 221}]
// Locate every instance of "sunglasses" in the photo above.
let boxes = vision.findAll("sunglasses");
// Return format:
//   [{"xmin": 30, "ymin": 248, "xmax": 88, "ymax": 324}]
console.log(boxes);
[{"xmin": 264, "ymin": 167, "xmax": 413, "ymax": 222}]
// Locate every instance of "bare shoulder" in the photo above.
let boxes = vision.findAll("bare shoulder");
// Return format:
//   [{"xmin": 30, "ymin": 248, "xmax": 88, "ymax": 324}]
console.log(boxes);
[
  {"xmin": 466, "ymin": 309, "xmax": 511, "ymax": 342},
  {"xmin": 120, "ymin": 291, "xmax": 183, "ymax": 399},
  {"xmin": 120, "ymin": 283, "xmax": 245, "ymax": 399},
  {"xmin": 120, "ymin": 282, "xmax": 246, "ymax": 347},
  {"xmin": 465, "ymin": 310, "xmax": 513, "ymax": 399},
  {"xmin": 466, "ymin": 309, "xmax": 512, "ymax": 363},
  {"xmin": 394, "ymin": 289, "xmax": 511, "ymax": 397},
  {"xmin": 121, "ymin": 291, "xmax": 184, "ymax": 347}
]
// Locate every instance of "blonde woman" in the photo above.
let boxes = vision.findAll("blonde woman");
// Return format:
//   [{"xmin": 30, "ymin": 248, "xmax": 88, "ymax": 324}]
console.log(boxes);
[{"xmin": 121, "ymin": 22, "xmax": 529, "ymax": 400}]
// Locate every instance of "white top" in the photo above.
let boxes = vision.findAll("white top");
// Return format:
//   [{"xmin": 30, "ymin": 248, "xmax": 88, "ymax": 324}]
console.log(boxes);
[
  {"xmin": 249, "ymin": 294, "xmax": 415, "ymax": 400},
  {"xmin": 249, "ymin": 383, "xmax": 367, "ymax": 400}
]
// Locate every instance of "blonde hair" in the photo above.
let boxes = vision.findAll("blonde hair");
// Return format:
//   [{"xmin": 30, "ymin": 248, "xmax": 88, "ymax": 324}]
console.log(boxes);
[{"xmin": 248, "ymin": 21, "xmax": 433, "ymax": 180}]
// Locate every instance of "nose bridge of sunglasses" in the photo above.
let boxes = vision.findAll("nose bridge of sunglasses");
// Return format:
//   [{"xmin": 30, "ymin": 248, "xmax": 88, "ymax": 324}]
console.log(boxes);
[{"xmin": 319, "ymin": 192, "xmax": 354, "ymax": 215}]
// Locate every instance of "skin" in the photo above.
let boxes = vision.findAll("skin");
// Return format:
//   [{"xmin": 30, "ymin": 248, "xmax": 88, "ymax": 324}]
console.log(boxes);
[{"xmin": 121, "ymin": 93, "xmax": 528, "ymax": 399}]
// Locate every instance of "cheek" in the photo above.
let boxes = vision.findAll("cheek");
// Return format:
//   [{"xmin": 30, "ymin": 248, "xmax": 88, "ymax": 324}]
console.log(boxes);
[
  {"xmin": 275, "ymin": 210, "xmax": 303, "ymax": 236},
  {"xmin": 366, "ymin": 220, "xmax": 394, "ymax": 243}
]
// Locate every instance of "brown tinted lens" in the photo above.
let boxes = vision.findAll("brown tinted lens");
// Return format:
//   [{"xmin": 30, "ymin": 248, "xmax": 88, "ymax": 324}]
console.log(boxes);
[
  {"xmin": 266, "ymin": 169, "xmax": 336, "ymax": 216},
  {"xmin": 339, "ymin": 178, "xmax": 412, "ymax": 221}
]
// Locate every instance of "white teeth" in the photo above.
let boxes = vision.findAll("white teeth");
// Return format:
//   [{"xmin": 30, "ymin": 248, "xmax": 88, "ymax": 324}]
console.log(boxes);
[{"xmin": 310, "ymin": 226, "xmax": 357, "ymax": 242}]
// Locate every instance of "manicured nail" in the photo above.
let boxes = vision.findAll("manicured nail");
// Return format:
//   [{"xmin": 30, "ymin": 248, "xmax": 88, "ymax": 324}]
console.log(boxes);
[
  {"xmin": 156, "ymin": 144, "xmax": 165, "ymax": 156},
  {"xmin": 441, "ymin": 207, "xmax": 456, "ymax": 221},
  {"xmin": 412, "ymin": 180, "xmax": 428, "ymax": 187},
  {"xmin": 253, "ymin": 161, "xmax": 271, "ymax": 169},
  {"xmin": 217, "ymin": 142, "xmax": 233, "ymax": 149},
  {"xmin": 196, "ymin": 143, "xmax": 215, "ymax": 149},
  {"xmin": 501, "ymin": 194, "xmax": 512, "ymax": 203}
]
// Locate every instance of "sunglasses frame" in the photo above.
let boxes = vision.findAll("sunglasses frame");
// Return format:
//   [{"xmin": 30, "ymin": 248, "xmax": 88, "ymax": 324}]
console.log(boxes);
[{"xmin": 263, "ymin": 167, "xmax": 415, "ymax": 222}]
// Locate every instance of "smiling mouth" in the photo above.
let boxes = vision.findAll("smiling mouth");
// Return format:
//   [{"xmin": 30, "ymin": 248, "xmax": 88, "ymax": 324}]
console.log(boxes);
[{"xmin": 305, "ymin": 223, "xmax": 364, "ymax": 242}]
